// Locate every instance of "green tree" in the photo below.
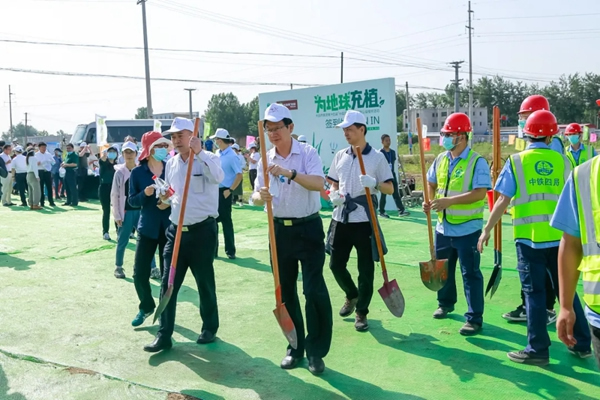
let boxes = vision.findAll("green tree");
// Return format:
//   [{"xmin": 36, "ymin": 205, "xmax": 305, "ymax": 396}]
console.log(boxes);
[
  {"xmin": 135, "ymin": 107, "xmax": 148, "ymax": 119},
  {"xmin": 242, "ymin": 96, "xmax": 259, "ymax": 137},
  {"xmin": 204, "ymin": 93, "xmax": 247, "ymax": 137},
  {"xmin": 1, "ymin": 122, "xmax": 41, "ymax": 141}
]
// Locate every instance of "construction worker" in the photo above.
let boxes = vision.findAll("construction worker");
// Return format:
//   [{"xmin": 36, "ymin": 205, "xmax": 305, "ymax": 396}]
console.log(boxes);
[
  {"xmin": 502, "ymin": 94, "xmax": 559, "ymax": 324},
  {"xmin": 423, "ymin": 112, "xmax": 490, "ymax": 336},
  {"xmin": 551, "ymin": 156, "xmax": 600, "ymax": 367},
  {"xmin": 478, "ymin": 110, "xmax": 592, "ymax": 365},
  {"xmin": 564, "ymin": 123, "xmax": 597, "ymax": 167}
]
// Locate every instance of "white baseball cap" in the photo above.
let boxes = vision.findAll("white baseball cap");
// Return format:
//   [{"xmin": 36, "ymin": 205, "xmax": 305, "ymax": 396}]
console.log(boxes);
[
  {"xmin": 336, "ymin": 110, "xmax": 367, "ymax": 128},
  {"xmin": 121, "ymin": 141, "xmax": 138, "ymax": 153},
  {"xmin": 297, "ymin": 135, "xmax": 307, "ymax": 142},
  {"xmin": 264, "ymin": 103, "xmax": 292, "ymax": 123},
  {"xmin": 248, "ymin": 142, "xmax": 257, "ymax": 149},
  {"xmin": 165, "ymin": 117, "xmax": 194, "ymax": 133},
  {"xmin": 79, "ymin": 141, "xmax": 87, "ymax": 147},
  {"xmin": 210, "ymin": 128, "xmax": 231, "ymax": 140},
  {"xmin": 14, "ymin": 145, "xmax": 23, "ymax": 153},
  {"xmin": 232, "ymin": 143, "xmax": 240, "ymax": 150}
]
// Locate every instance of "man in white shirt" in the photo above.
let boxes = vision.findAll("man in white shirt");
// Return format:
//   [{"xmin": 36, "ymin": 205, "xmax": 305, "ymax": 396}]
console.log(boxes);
[
  {"xmin": 35, "ymin": 142, "xmax": 56, "ymax": 207},
  {"xmin": 11, "ymin": 146, "xmax": 28, "ymax": 207},
  {"xmin": 144, "ymin": 117, "xmax": 225, "ymax": 353},
  {"xmin": 1, "ymin": 143, "xmax": 14, "ymax": 206},
  {"xmin": 326, "ymin": 110, "xmax": 394, "ymax": 332},
  {"xmin": 246, "ymin": 142, "xmax": 260, "ymax": 190}
]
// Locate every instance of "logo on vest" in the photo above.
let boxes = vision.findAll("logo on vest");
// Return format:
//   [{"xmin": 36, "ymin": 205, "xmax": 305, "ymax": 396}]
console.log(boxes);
[
  {"xmin": 454, "ymin": 167, "xmax": 464, "ymax": 178},
  {"xmin": 534, "ymin": 161, "xmax": 554, "ymax": 176}
]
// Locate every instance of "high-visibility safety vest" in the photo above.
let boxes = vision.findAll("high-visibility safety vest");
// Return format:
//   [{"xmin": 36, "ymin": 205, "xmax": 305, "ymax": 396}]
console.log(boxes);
[
  {"xmin": 566, "ymin": 145, "xmax": 593, "ymax": 167},
  {"xmin": 510, "ymin": 148, "xmax": 571, "ymax": 244},
  {"xmin": 574, "ymin": 157, "xmax": 600, "ymax": 315},
  {"xmin": 435, "ymin": 150, "xmax": 485, "ymax": 225}
]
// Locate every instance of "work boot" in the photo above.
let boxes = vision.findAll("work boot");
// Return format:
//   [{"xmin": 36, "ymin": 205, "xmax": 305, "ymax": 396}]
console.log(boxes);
[
  {"xmin": 507, "ymin": 350, "xmax": 549, "ymax": 366},
  {"xmin": 433, "ymin": 307, "xmax": 454, "ymax": 319},
  {"xmin": 114, "ymin": 267, "xmax": 125, "ymax": 279},
  {"xmin": 355, "ymin": 313, "xmax": 369, "ymax": 332},
  {"xmin": 502, "ymin": 305, "xmax": 526, "ymax": 322},
  {"xmin": 339, "ymin": 297, "xmax": 358, "ymax": 317}
]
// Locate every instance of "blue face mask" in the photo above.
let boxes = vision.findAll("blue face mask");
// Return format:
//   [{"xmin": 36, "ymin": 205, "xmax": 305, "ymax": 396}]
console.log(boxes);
[
  {"xmin": 442, "ymin": 136, "xmax": 456, "ymax": 151},
  {"xmin": 152, "ymin": 148, "xmax": 168, "ymax": 161},
  {"xmin": 107, "ymin": 152, "xmax": 118, "ymax": 160},
  {"xmin": 568, "ymin": 135, "xmax": 580, "ymax": 145}
]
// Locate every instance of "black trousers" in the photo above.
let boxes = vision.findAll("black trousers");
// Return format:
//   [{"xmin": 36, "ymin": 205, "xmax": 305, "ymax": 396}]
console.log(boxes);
[
  {"xmin": 520, "ymin": 274, "xmax": 556, "ymax": 310},
  {"xmin": 273, "ymin": 217, "xmax": 332, "ymax": 358},
  {"xmin": 134, "ymin": 231, "xmax": 167, "ymax": 313},
  {"xmin": 98, "ymin": 183, "xmax": 112, "ymax": 234},
  {"xmin": 39, "ymin": 170, "xmax": 54, "ymax": 205},
  {"xmin": 77, "ymin": 174, "xmax": 87, "ymax": 201},
  {"xmin": 15, "ymin": 173, "xmax": 27, "ymax": 205},
  {"xmin": 249, "ymin": 169, "xmax": 258, "ymax": 190},
  {"xmin": 329, "ymin": 220, "xmax": 375, "ymax": 315},
  {"xmin": 158, "ymin": 220, "xmax": 219, "ymax": 339},
  {"xmin": 64, "ymin": 169, "xmax": 78, "ymax": 206},
  {"xmin": 216, "ymin": 187, "xmax": 236, "ymax": 256},
  {"xmin": 379, "ymin": 172, "xmax": 405, "ymax": 213}
]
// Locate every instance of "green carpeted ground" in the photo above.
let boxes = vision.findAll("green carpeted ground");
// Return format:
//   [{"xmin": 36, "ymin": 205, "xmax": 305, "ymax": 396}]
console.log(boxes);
[{"xmin": 0, "ymin": 201, "xmax": 598, "ymax": 400}]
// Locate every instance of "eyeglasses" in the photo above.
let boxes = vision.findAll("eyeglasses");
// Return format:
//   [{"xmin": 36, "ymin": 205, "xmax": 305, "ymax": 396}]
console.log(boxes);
[
  {"xmin": 266, "ymin": 125, "xmax": 286, "ymax": 134},
  {"xmin": 153, "ymin": 144, "xmax": 169, "ymax": 149}
]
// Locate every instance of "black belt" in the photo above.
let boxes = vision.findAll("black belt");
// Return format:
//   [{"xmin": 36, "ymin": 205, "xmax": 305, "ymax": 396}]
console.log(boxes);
[
  {"xmin": 171, "ymin": 217, "xmax": 215, "ymax": 232},
  {"xmin": 273, "ymin": 213, "xmax": 319, "ymax": 227}
]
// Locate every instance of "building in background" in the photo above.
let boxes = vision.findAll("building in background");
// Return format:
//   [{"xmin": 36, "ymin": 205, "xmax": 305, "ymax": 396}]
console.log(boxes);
[{"xmin": 404, "ymin": 107, "xmax": 489, "ymax": 135}]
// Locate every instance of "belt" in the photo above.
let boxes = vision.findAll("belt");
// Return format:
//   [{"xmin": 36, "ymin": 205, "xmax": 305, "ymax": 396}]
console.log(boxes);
[
  {"xmin": 273, "ymin": 213, "xmax": 320, "ymax": 227},
  {"xmin": 172, "ymin": 217, "xmax": 215, "ymax": 232}
]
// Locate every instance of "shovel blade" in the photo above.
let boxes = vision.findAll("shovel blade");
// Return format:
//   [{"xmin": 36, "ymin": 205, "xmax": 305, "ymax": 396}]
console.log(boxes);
[
  {"xmin": 273, "ymin": 303, "xmax": 298, "ymax": 349},
  {"xmin": 486, "ymin": 264, "xmax": 503, "ymax": 299},
  {"xmin": 152, "ymin": 285, "xmax": 173, "ymax": 324},
  {"xmin": 419, "ymin": 259, "xmax": 448, "ymax": 292},
  {"xmin": 378, "ymin": 279, "xmax": 405, "ymax": 317}
]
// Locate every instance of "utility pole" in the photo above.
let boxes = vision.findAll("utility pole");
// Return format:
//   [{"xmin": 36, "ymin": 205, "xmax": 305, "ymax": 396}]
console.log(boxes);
[
  {"xmin": 184, "ymin": 88, "xmax": 196, "ymax": 119},
  {"xmin": 138, "ymin": 0, "xmax": 153, "ymax": 118},
  {"xmin": 449, "ymin": 61, "xmax": 464, "ymax": 113},
  {"xmin": 24, "ymin": 112, "xmax": 28, "ymax": 144},
  {"xmin": 467, "ymin": 1, "xmax": 474, "ymax": 146},
  {"xmin": 290, "ymin": 83, "xmax": 293, "ymax": 90},
  {"xmin": 406, "ymin": 81, "xmax": 412, "ymax": 155},
  {"xmin": 341, "ymin": 52, "xmax": 344, "ymax": 83},
  {"xmin": 8, "ymin": 85, "xmax": 14, "ymax": 140}
]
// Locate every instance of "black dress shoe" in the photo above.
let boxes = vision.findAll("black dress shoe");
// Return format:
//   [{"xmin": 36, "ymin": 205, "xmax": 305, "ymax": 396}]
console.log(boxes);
[
  {"xmin": 143, "ymin": 336, "xmax": 173, "ymax": 353},
  {"xmin": 62, "ymin": 203, "xmax": 71, "ymax": 206},
  {"xmin": 49, "ymin": 203, "xmax": 56, "ymax": 207},
  {"xmin": 280, "ymin": 355, "xmax": 303, "ymax": 370},
  {"xmin": 308, "ymin": 356, "xmax": 325, "ymax": 375},
  {"xmin": 227, "ymin": 254, "xmax": 236, "ymax": 260},
  {"xmin": 196, "ymin": 331, "xmax": 216, "ymax": 344}
]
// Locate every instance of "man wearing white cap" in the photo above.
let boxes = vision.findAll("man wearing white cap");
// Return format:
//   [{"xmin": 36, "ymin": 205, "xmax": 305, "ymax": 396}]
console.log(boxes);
[
  {"xmin": 11, "ymin": 146, "xmax": 28, "ymax": 207},
  {"xmin": 252, "ymin": 103, "xmax": 332, "ymax": 375},
  {"xmin": 210, "ymin": 128, "xmax": 242, "ymax": 260},
  {"xmin": 326, "ymin": 110, "xmax": 394, "ymax": 332},
  {"xmin": 246, "ymin": 142, "xmax": 260, "ymax": 190},
  {"xmin": 144, "ymin": 117, "xmax": 225, "ymax": 352}
]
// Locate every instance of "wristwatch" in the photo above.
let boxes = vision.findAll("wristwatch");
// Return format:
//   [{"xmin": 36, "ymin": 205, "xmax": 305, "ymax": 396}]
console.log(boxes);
[{"xmin": 290, "ymin": 169, "xmax": 297, "ymax": 181}]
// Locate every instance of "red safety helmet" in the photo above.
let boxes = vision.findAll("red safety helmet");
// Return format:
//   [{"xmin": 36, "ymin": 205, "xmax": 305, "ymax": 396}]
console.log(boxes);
[
  {"xmin": 518, "ymin": 95, "xmax": 550, "ymax": 115},
  {"xmin": 564, "ymin": 123, "xmax": 583, "ymax": 135},
  {"xmin": 441, "ymin": 112, "xmax": 472, "ymax": 134},
  {"xmin": 522, "ymin": 110, "xmax": 558, "ymax": 137}
]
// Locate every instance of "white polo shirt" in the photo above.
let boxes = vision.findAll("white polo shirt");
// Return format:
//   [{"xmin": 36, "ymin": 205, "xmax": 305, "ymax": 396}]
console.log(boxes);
[
  {"xmin": 35, "ymin": 151, "xmax": 55, "ymax": 172},
  {"xmin": 327, "ymin": 144, "xmax": 393, "ymax": 223},
  {"xmin": 248, "ymin": 152, "xmax": 260, "ymax": 171},
  {"xmin": 11, "ymin": 154, "xmax": 28, "ymax": 173},
  {"xmin": 165, "ymin": 150, "xmax": 224, "ymax": 226}
]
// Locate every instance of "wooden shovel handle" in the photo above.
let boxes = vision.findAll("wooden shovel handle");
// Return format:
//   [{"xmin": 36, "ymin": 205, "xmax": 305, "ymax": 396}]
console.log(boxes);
[
  {"xmin": 257, "ymin": 122, "xmax": 283, "ymax": 304},
  {"xmin": 355, "ymin": 146, "xmax": 388, "ymax": 281},
  {"xmin": 169, "ymin": 118, "xmax": 200, "ymax": 284},
  {"xmin": 416, "ymin": 118, "xmax": 436, "ymax": 258}
]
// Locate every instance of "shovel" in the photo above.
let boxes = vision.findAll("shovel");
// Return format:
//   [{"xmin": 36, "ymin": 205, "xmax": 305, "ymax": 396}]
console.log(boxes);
[
  {"xmin": 153, "ymin": 118, "xmax": 200, "ymax": 324},
  {"xmin": 486, "ymin": 106, "xmax": 503, "ymax": 298},
  {"xmin": 417, "ymin": 117, "xmax": 448, "ymax": 292},
  {"xmin": 258, "ymin": 121, "xmax": 298, "ymax": 349},
  {"xmin": 355, "ymin": 146, "xmax": 405, "ymax": 317}
]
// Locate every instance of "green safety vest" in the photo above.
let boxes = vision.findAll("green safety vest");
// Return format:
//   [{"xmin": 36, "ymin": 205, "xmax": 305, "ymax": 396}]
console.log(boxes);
[
  {"xmin": 574, "ymin": 157, "xmax": 600, "ymax": 315},
  {"xmin": 566, "ymin": 145, "xmax": 593, "ymax": 168},
  {"xmin": 510, "ymin": 148, "xmax": 571, "ymax": 244},
  {"xmin": 435, "ymin": 150, "xmax": 485, "ymax": 225}
]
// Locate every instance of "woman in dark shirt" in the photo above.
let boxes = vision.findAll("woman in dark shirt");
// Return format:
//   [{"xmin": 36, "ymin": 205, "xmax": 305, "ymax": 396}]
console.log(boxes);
[
  {"xmin": 99, "ymin": 146, "xmax": 118, "ymax": 240},
  {"xmin": 128, "ymin": 131, "xmax": 173, "ymax": 327}
]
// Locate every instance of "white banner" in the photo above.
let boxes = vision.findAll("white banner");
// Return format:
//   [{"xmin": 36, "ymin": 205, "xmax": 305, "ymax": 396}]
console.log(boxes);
[
  {"xmin": 95, "ymin": 114, "xmax": 107, "ymax": 145},
  {"xmin": 154, "ymin": 119, "xmax": 162, "ymax": 132}
]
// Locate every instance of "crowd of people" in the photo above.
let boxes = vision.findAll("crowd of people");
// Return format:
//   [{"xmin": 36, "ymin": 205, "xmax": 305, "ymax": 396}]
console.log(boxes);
[{"xmin": 1, "ymin": 95, "xmax": 598, "ymax": 376}]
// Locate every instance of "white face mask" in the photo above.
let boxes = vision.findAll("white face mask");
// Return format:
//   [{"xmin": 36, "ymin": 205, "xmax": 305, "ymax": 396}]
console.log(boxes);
[{"xmin": 518, "ymin": 120, "xmax": 526, "ymax": 138}]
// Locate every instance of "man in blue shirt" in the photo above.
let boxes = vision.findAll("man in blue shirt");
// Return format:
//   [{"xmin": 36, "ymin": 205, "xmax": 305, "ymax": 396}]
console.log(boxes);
[
  {"xmin": 379, "ymin": 134, "xmax": 410, "ymax": 218},
  {"xmin": 551, "ymin": 163, "xmax": 600, "ymax": 367},
  {"xmin": 423, "ymin": 112, "xmax": 490, "ymax": 336},
  {"xmin": 211, "ymin": 128, "xmax": 242, "ymax": 260}
]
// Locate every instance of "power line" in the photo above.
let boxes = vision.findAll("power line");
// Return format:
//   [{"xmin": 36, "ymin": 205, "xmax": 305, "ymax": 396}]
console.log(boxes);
[{"xmin": 478, "ymin": 12, "xmax": 600, "ymax": 20}]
